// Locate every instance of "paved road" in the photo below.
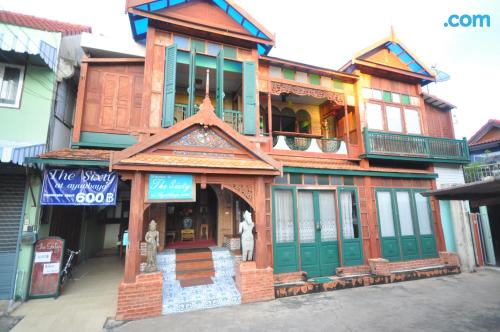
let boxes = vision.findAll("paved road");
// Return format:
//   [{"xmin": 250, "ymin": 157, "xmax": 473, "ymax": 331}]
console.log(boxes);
[{"xmin": 115, "ymin": 269, "xmax": 500, "ymax": 332}]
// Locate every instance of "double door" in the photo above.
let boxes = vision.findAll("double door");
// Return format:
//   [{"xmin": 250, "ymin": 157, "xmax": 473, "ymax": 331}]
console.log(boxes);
[
  {"xmin": 376, "ymin": 189, "xmax": 437, "ymax": 261},
  {"xmin": 297, "ymin": 190, "xmax": 339, "ymax": 277}
]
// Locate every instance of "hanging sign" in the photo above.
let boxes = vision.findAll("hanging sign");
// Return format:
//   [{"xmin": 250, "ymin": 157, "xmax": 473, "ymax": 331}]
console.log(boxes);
[
  {"xmin": 29, "ymin": 237, "xmax": 65, "ymax": 298},
  {"xmin": 147, "ymin": 174, "xmax": 196, "ymax": 202},
  {"xmin": 41, "ymin": 168, "xmax": 118, "ymax": 206}
]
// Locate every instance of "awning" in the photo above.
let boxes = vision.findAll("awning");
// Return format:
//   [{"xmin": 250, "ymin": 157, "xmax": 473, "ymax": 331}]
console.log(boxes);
[
  {"xmin": 0, "ymin": 141, "xmax": 46, "ymax": 166},
  {"xmin": 25, "ymin": 148, "xmax": 110, "ymax": 167},
  {"xmin": 422, "ymin": 178, "xmax": 500, "ymax": 205}
]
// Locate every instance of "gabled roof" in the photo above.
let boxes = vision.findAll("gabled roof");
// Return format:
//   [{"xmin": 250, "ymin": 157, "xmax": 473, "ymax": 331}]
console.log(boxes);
[
  {"xmin": 422, "ymin": 93, "xmax": 456, "ymax": 111},
  {"xmin": 0, "ymin": 10, "xmax": 91, "ymax": 36},
  {"xmin": 340, "ymin": 30, "xmax": 435, "ymax": 85},
  {"xmin": 111, "ymin": 95, "xmax": 281, "ymax": 175},
  {"xmin": 126, "ymin": 0, "xmax": 274, "ymax": 54},
  {"xmin": 469, "ymin": 119, "xmax": 500, "ymax": 146}
]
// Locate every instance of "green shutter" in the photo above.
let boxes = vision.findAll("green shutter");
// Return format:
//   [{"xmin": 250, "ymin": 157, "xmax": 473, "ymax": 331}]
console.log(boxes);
[
  {"xmin": 283, "ymin": 68, "xmax": 295, "ymax": 80},
  {"xmin": 216, "ymin": 50, "xmax": 225, "ymax": 118},
  {"xmin": 187, "ymin": 51, "xmax": 196, "ymax": 117},
  {"xmin": 243, "ymin": 61, "xmax": 256, "ymax": 135},
  {"xmin": 401, "ymin": 94, "xmax": 410, "ymax": 105},
  {"xmin": 309, "ymin": 74, "xmax": 320, "ymax": 85},
  {"xmin": 162, "ymin": 44, "xmax": 177, "ymax": 128},
  {"xmin": 383, "ymin": 90, "xmax": 393, "ymax": 102}
]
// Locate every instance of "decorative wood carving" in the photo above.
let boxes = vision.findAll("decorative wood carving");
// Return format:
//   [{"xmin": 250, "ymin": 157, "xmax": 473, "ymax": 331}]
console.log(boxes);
[
  {"xmin": 222, "ymin": 183, "xmax": 255, "ymax": 209},
  {"xmin": 270, "ymin": 81, "xmax": 345, "ymax": 105},
  {"xmin": 171, "ymin": 127, "xmax": 236, "ymax": 150}
]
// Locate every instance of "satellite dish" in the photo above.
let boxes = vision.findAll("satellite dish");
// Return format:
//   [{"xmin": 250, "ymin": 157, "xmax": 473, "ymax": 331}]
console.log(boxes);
[{"xmin": 431, "ymin": 65, "xmax": 451, "ymax": 82}]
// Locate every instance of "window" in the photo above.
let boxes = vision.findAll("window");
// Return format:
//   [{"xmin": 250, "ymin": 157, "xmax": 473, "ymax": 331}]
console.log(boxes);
[
  {"xmin": 173, "ymin": 35, "xmax": 190, "ymax": 50},
  {"xmin": 283, "ymin": 68, "xmax": 295, "ymax": 80},
  {"xmin": 366, "ymin": 103, "xmax": 383, "ymax": 130},
  {"xmin": 383, "ymin": 90, "xmax": 392, "ymax": 102},
  {"xmin": 298, "ymin": 191, "xmax": 315, "ymax": 243},
  {"xmin": 377, "ymin": 192, "xmax": 396, "ymax": 237},
  {"xmin": 309, "ymin": 74, "xmax": 320, "ymax": 85},
  {"xmin": 396, "ymin": 192, "xmax": 414, "ymax": 236},
  {"xmin": 223, "ymin": 46, "xmax": 237, "ymax": 59},
  {"xmin": 0, "ymin": 64, "xmax": 24, "ymax": 108},
  {"xmin": 318, "ymin": 175, "xmax": 330, "ymax": 185},
  {"xmin": 392, "ymin": 93, "xmax": 401, "ymax": 104},
  {"xmin": 296, "ymin": 109, "xmax": 311, "ymax": 134},
  {"xmin": 269, "ymin": 66, "xmax": 282, "ymax": 78},
  {"xmin": 371, "ymin": 89, "xmax": 382, "ymax": 100},
  {"xmin": 304, "ymin": 175, "xmax": 316, "ymax": 185},
  {"xmin": 404, "ymin": 108, "xmax": 421, "ymax": 134},
  {"xmin": 191, "ymin": 39, "xmax": 206, "ymax": 53},
  {"xmin": 289, "ymin": 173, "xmax": 302, "ymax": 185},
  {"xmin": 207, "ymin": 43, "xmax": 222, "ymax": 56},
  {"xmin": 295, "ymin": 72, "xmax": 308, "ymax": 83},
  {"xmin": 340, "ymin": 190, "xmax": 359, "ymax": 239},
  {"xmin": 414, "ymin": 193, "xmax": 432, "ymax": 235},
  {"xmin": 319, "ymin": 191, "xmax": 337, "ymax": 241},
  {"xmin": 386, "ymin": 106, "xmax": 403, "ymax": 132},
  {"xmin": 275, "ymin": 190, "xmax": 295, "ymax": 243}
]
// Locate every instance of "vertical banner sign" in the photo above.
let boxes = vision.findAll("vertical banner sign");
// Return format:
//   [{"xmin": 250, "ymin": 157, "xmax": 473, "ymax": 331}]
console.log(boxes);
[
  {"xmin": 41, "ymin": 168, "xmax": 118, "ymax": 206},
  {"xmin": 29, "ymin": 237, "xmax": 65, "ymax": 298},
  {"xmin": 147, "ymin": 174, "xmax": 195, "ymax": 202}
]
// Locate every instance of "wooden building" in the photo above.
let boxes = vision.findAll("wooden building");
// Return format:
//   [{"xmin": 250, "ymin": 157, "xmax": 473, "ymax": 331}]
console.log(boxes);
[{"xmin": 31, "ymin": 0, "xmax": 467, "ymax": 319}]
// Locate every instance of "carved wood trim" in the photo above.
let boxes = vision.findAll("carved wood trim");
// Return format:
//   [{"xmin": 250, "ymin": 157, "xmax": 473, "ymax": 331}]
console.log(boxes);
[
  {"xmin": 270, "ymin": 81, "xmax": 345, "ymax": 105},
  {"xmin": 222, "ymin": 183, "xmax": 255, "ymax": 209}
]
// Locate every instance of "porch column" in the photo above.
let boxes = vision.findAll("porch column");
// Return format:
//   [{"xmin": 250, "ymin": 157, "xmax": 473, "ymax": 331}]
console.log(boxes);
[
  {"xmin": 124, "ymin": 172, "xmax": 145, "ymax": 283},
  {"xmin": 255, "ymin": 176, "xmax": 267, "ymax": 268}
]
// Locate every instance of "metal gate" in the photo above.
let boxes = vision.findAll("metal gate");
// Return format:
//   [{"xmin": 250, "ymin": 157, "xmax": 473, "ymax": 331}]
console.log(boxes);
[{"xmin": 0, "ymin": 175, "xmax": 26, "ymax": 299}]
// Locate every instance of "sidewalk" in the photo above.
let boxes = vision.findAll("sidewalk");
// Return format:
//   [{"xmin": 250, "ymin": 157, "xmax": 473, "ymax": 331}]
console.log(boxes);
[{"xmin": 10, "ymin": 255, "xmax": 123, "ymax": 332}]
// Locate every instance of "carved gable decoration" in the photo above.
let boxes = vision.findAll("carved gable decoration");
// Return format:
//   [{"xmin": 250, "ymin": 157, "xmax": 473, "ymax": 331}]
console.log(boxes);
[
  {"xmin": 170, "ymin": 127, "xmax": 237, "ymax": 150},
  {"xmin": 360, "ymin": 47, "xmax": 411, "ymax": 72}
]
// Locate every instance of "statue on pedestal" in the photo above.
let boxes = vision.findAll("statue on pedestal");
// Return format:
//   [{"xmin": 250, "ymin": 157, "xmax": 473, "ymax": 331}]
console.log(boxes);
[
  {"xmin": 239, "ymin": 210, "xmax": 255, "ymax": 261},
  {"xmin": 145, "ymin": 220, "xmax": 159, "ymax": 273}
]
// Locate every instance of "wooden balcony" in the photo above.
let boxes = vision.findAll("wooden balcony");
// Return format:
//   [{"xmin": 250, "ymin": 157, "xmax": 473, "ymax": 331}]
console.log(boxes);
[
  {"xmin": 363, "ymin": 128, "xmax": 470, "ymax": 164},
  {"xmin": 175, "ymin": 103, "xmax": 242, "ymax": 133},
  {"xmin": 272, "ymin": 131, "xmax": 347, "ymax": 154}
]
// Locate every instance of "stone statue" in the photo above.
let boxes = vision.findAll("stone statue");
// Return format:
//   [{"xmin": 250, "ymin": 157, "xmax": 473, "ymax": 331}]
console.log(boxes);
[
  {"xmin": 239, "ymin": 210, "xmax": 255, "ymax": 261},
  {"xmin": 145, "ymin": 220, "xmax": 159, "ymax": 273}
]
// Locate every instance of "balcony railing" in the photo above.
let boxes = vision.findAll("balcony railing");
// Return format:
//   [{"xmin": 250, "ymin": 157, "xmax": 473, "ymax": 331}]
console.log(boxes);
[
  {"xmin": 463, "ymin": 162, "xmax": 500, "ymax": 183},
  {"xmin": 272, "ymin": 131, "xmax": 347, "ymax": 154},
  {"xmin": 175, "ymin": 104, "xmax": 242, "ymax": 133},
  {"xmin": 363, "ymin": 128, "xmax": 469, "ymax": 163}
]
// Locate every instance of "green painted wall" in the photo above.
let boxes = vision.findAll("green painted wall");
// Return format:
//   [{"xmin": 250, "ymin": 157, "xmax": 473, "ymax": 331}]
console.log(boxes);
[
  {"xmin": 0, "ymin": 24, "xmax": 60, "ymax": 144},
  {"xmin": 0, "ymin": 63, "xmax": 56, "ymax": 144},
  {"xmin": 14, "ymin": 176, "xmax": 42, "ymax": 300}
]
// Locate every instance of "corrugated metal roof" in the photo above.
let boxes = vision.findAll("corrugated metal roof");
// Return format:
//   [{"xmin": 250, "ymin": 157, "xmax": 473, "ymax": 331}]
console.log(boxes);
[{"xmin": 0, "ymin": 141, "xmax": 46, "ymax": 166}]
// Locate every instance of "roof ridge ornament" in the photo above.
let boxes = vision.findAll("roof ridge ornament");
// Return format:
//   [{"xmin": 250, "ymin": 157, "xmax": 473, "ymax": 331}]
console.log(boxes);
[{"xmin": 199, "ymin": 69, "xmax": 215, "ymax": 116}]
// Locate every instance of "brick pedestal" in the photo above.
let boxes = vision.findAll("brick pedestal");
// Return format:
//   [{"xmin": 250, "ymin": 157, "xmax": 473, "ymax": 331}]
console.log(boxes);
[
  {"xmin": 235, "ymin": 261, "xmax": 275, "ymax": 303},
  {"xmin": 439, "ymin": 251, "xmax": 460, "ymax": 266},
  {"xmin": 368, "ymin": 258, "xmax": 391, "ymax": 276},
  {"xmin": 116, "ymin": 272, "xmax": 163, "ymax": 321}
]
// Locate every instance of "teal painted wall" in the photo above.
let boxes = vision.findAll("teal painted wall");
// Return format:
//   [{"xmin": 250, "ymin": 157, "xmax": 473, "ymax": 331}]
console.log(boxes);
[
  {"xmin": 0, "ymin": 63, "xmax": 56, "ymax": 144},
  {"xmin": 14, "ymin": 176, "xmax": 42, "ymax": 300},
  {"xmin": 440, "ymin": 201, "xmax": 456, "ymax": 253}
]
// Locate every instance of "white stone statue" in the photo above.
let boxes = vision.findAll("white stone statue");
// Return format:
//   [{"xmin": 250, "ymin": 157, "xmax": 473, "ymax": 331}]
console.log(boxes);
[
  {"xmin": 145, "ymin": 220, "xmax": 159, "ymax": 273},
  {"xmin": 239, "ymin": 210, "xmax": 255, "ymax": 261}
]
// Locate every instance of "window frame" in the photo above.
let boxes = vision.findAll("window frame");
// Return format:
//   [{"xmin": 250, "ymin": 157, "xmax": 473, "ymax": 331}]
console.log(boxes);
[
  {"xmin": 365, "ymin": 100, "xmax": 422, "ymax": 135},
  {"xmin": 0, "ymin": 62, "xmax": 25, "ymax": 109}
]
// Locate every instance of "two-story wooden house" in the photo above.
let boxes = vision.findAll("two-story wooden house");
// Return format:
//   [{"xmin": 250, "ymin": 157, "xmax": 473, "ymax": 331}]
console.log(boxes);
[{"xmin": 31, "ymin": 0, "xmax": 467, "ymax": 320}]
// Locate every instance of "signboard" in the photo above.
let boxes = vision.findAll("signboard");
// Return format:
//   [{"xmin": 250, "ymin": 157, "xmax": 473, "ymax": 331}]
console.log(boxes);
[
  {"xmin": 41, "ymin": 168, "xmax": 118, "ymax": 206},
  {"xmin": 147, "ymin": 174, "xmax": 196, "ymax": 202},
  {"xmin": 29, "ymin": 237, "xmax": 65, "ymax": 298}
]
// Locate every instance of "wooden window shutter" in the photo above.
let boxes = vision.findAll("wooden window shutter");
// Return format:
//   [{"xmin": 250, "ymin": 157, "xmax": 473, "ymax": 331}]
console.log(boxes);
[
  {"xmin": 216, "ymin": 50, "xmax": 225, "ymax": 118},
  {"xmin": 162, "ymin": 44, "xmax": 177, "ymax": 128},
  {"xmin": 187, "ymin": 51, "xmax": 196, "ymax": 117},
  {"xmin": 243, "ymin": 61, "xmax": 256, "ymax": 135}
]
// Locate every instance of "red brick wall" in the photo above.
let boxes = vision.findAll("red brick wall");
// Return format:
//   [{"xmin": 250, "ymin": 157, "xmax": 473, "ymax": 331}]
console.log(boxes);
[
  {"xmin": 274, "ymin": 271, "xmax": 306, "ymax": 284},
  {"xmin": 116, "ymin": 272, "xmax": 163, "ymax": 321},
  {"xmin": 235, "ymin": 262, "xmax": 275, "ymax": 303}
]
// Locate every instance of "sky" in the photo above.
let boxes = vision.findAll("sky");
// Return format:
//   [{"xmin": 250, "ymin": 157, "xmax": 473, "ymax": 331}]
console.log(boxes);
[{"xmin": 0, "ymin": 0, "xmax": 498, "ymax": 139}]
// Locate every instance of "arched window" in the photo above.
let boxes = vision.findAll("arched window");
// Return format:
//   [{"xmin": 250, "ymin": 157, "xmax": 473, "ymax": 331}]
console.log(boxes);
[
  {"xmin": 296, "ymin": 109, "xmax": 311, "ymax": 134},
  {"xmin": 280, "ymin": 107, "xmax": 296, "ymax": 132}
]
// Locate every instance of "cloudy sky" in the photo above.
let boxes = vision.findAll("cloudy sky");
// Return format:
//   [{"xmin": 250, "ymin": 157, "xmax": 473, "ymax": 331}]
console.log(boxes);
[{"xmin": 1, "ymin": 0, "xmax": 498, "ymax": 139}]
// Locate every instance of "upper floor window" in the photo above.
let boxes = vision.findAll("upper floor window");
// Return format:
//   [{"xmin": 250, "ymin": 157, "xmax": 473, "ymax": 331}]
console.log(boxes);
[
  {"xmin": 0, "ymin": 63, "xmax": 24, "ymax": 108},
  {"xmin": 366, "ymin": 102, "xmax": 421, "ymax": 135}
]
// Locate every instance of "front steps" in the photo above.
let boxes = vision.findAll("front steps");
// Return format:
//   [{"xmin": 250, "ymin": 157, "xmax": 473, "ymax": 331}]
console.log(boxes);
[{"xmin": 157, "ymin": 247, "xmax": 241, "ymax": 314}]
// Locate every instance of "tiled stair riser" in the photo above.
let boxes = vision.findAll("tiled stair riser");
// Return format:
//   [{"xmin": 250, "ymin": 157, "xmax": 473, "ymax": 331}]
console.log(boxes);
[{"xmin": 157, "ymin": 247, "xmax": 241, "ymax": 314}]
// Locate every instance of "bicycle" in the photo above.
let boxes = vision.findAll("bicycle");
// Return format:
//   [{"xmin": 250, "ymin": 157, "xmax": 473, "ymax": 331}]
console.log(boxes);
[{"xmin": 60, "ymin": 249, "xmax": 80, "ymax": 292}]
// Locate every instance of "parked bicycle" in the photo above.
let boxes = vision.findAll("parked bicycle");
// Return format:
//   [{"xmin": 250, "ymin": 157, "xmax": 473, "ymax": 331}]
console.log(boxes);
[{"xmin": 60, "ymin": 249, "xmax": 80, "ymax": 291}]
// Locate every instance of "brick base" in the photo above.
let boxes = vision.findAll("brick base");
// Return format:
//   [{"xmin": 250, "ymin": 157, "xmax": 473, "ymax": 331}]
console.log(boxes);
[
  {"xmin": 116, "ymin": 272, "xmax": 163, "ymax": 321},
  {"xmin": 368, "ymin": 258, "xmax": 391, "ymax": 276},
  {"xmin": 439, "ymin": 251, "xmax": 460, "ymax": 266},
  {"xmin": 274, "ymin": 271, "xmax": 306, "ymax": 284},
  {"xmin": 235, "ymin": 261, "xmax": 275, "ymax": 303}
]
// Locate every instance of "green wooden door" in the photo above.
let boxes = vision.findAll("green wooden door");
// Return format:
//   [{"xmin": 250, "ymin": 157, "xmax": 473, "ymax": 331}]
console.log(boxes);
[
  {"xmin": 338, "ymin": 188, "xmax": 364, "ymax": 266},
  {"xmin": 376, "ymin": 190, "xmax": 401, "ymax": 261},
  {"xmin": 413, "ymin": 191, "xmax": 438, "ymax": 258},
  {"xmin": 272, "ymin": 187, "xmax": 298, "ymax": 273},
  {"xmin": 394, "ymin": 191, "xmax": 420, "ymax": 260},
  {"xmin": 298, "ymin": 190, "xmax": 340, "ymax": 278}
]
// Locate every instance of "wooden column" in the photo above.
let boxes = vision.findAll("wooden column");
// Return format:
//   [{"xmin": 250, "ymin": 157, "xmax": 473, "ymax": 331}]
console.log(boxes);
[
  {"xmin": 344, "ymin": 102, "xmax": 350, "ymax": 149},
  {"xmin": 255, "ymin": 176, "xmax": 267, "ymax": 269},
  {"xmin": 267, "ymin": 88, "xmax": 272, "ymax": 136},
  {"xmin": 124, "ymin": 172, "xmax": 145, "ymax": 283}
]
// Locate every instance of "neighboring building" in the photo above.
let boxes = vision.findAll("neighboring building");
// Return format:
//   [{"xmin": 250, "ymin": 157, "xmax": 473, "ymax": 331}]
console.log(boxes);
[
  {"xmin": 29, "ymin": 0, "xmax": 467, "ymax": 319},
  {"xmin": 0, "ymin": 10, "xmax": 90, "ymax": 302},
  {"xmin": 468, "ymin": 119, "xmax": 500, "ymax": 164}
]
